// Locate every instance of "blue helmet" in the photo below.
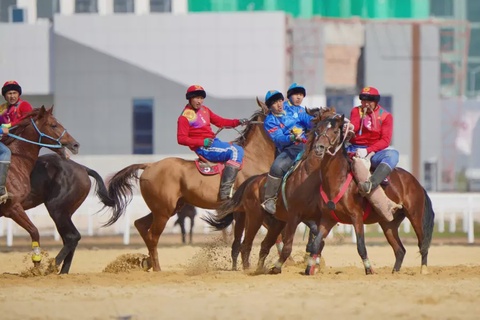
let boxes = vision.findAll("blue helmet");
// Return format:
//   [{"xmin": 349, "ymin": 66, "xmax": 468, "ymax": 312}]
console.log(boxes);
[
  {"xmin": 287, "ymin": 82, "xmax": 306, "ymax": 98},
  {"xmin": 265, "ymin": 90, "xmax": 284, "ymax": 108}
]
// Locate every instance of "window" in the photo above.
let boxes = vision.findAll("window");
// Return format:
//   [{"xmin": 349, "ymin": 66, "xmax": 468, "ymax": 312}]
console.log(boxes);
[
  {"xmin": 0, "ymin": 0, "xmax": 16, "ymax": 22},
  {"xmin": 75, "ymin": 0, "xmax": 97, "ymax": 13},
  {"xmin": 133, "ymin": 99, "xmax": 154, "ymax": 154},
  {"xmin": 9, "ymin": 6, "xmax": 25, "ymax": 22},
  {"xmin": 150, "ymin": 0, "xmax": 171, "ymax": 12},
  {"xmin": 429, "ymin": 0, "xmax": 453, "ymax": 17},
  {"xmin": 37, "ymin": 0, "xmax": 60, "ymax": 20},
  {"xmin": 114, "ymin": 0, "xmax": 134, "ymax": 13},
  {"xmin": 467, "ymin": 0, "xmax": 480, "ymax": 22}
]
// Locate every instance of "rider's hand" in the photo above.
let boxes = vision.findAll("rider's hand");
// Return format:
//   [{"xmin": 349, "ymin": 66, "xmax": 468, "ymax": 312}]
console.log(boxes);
[
  {"xmin": 289, "ymin": 134, "xmax": 303, "ymax": 143},
  {"xmin": 203, "ymin": 138, "xmax": 213, "ymax": 148},
  {"xmin": 239, "ymin": 118, "xmax": 249, "ymax": 126},
  {"xmin": 355, "ymin": 148, "xmax": 368, "ymax": 158},
  {"xmin": 1, "ymin": 126, "xmax": 8, "ymax": 135}
]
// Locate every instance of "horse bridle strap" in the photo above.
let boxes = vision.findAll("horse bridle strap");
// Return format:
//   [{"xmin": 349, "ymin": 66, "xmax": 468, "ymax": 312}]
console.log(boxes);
[
  {"xmin": 319, "ymin": 172, "xmax": 353, "ymax": 223},
  {"xmin": 7, "ymin": 118, "xmax": 65, "ymax": 149}
]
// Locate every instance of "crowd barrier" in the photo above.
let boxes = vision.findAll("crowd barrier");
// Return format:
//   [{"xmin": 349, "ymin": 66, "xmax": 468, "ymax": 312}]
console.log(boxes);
[{"xmin": 0, "ymin": 193, "xmax": 478, "ymax": 246}]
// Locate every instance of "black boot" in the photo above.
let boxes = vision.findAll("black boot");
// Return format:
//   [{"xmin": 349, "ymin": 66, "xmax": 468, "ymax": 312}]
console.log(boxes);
[
  {"xmin": 0, "ymin": 161, "xmax": 10, "ymax": 203},
  {"xmin": 358, "ymin": 163, "xmax": 392, "ymax": 195},
  {"xmin": 261, "ymin": 174, "xmax": 282, "ymax": 215},
  {"xmin": 219, "ymin": 164, "xmax": 240, "ymax": 201}
]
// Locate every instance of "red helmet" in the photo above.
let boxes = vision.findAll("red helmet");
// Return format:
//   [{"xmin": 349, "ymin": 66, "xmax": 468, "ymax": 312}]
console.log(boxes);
[
  {"xmin": 186, "ymin": 85, "xmax": 206, "ymax": 100},
  {"xmin": 2, "ymin": 80, "xmax": 22, "ymax": 96},
  {"xmin": 359, "ymin": 86, "xmax": 380, "ymax": 102}
]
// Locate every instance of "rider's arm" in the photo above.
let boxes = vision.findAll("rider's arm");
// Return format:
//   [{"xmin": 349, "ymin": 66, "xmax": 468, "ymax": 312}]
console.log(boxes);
[
  {"xmin": 367, "ymin": 113, "xmax": 393, "ymax": 153},
  {"xmin": 349, "ymin": 107, "xmax": 361, "ymax": 133},
  {"xmin": 297, "ymin": 108, "xmax": 314, "ymax": 130},
  {"xmin": 207, "ymin": 107, "xmax": 241, "ymax": 128},
  {"xmin": 264, "ymin": 117, "xmax": 292, "ymax": 148},
  {"xmin": 177, "ymin": 116, "xmax": 205, "ymax": 148}
]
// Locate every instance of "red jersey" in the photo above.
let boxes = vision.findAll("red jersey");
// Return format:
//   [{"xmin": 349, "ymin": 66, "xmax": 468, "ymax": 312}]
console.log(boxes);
[
  {"xmin": 349, "ymin": 104, "xmax": 393, "ymax": 153},
  {"xmin": 0, "ymin": 99, "xmax": 33, "ymax": 126},
  {"xmin": 177, "ymin": 105, "xmax": 240, "ymax": 150}
]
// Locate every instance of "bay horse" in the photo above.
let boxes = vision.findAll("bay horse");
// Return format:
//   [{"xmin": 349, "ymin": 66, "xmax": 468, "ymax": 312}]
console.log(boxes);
[
  {"xmin": 304, "ymin": 113, "xmax": 435, "ymax": 275},
  {"xmin": 21, "ymin": 153, "xmax": 114, "ymax": 274},
  {"xmin": 173, "ymin": 203, "xmax": 196, "ymax": 244},
  {"xmin": 105, "ymin": 100, "xmax": 277, "ymax": 271},
  {"xmin": 1, "ymin": 106, "xmax": 79, "ymax": 267},
  {"xmin": 203, "ymin": 109, "xmax": 338, "ymax": 272}
]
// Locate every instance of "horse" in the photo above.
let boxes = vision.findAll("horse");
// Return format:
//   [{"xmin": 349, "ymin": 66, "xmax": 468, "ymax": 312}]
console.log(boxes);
[
  {"xmin": 203, "ymin": 109, "xmax": 338, "ymax": 273},
  {"xmin": 304, "ymin": 113, "xmax": 435, "ymax": 275},
  {"xmin": 105, "ymin": 100, "xmax": 278, "ymax": 271},
  {"xmin": 21, "ymin": 153, "xmax": 114, "ymax": 274},
  {"xmin": 0, "ymin": 106, "xmax": 79, "ymax": 267},
  {"xmin": 173, "ymin": 203, "xmax": 196, "ymax": 244}
]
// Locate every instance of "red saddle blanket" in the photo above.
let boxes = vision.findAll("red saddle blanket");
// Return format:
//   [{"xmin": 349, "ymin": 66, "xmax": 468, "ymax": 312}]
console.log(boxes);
[{"xmin": 194, "ymin": 158, "xmax": 225, "ymax": 176}]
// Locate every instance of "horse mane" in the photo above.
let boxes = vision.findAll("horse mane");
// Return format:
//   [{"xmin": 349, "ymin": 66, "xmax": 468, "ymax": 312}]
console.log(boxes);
[
  {"xmin": 2, "ymin": 108, "xmax": 44, "ymax": 146},
  {"xmin": 302, "ymin": 107, "xmax": 338, "ymax": 159},
  {"xmin": 232, "ymin": 109, "xmax": 266, "ymax": 147}
]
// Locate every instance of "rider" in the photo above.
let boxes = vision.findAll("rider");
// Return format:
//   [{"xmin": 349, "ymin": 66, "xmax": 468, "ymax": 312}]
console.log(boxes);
[
  {"xmin": 285, "ymin": 82, "xmax": 307, "ymax": 108},
  {"xmin": 261, "ymin": 89, "xmax": 314, "ymax": 215},
  {"xmin": 347, "ymin": 86, "xmax": 399, "ymax": 195},
  {"xmin": 177, "ymin": 85, "xmax": 248, "ymax": 201},
  {"xmin": 0, "ymin": 80, "xmax": 33, "ymax": 202}
]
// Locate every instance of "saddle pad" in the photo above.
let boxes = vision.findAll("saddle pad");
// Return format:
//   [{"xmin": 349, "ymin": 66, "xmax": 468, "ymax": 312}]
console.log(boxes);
[{"xmin": 194, "ymin": 159, "xmax": 224, "ymax": 176}]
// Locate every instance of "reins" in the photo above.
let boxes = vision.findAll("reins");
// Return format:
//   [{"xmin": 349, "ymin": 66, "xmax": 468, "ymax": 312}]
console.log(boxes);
[{"xmin": 6, "ymin": 118, "xmax": 66, "ymax": 149}]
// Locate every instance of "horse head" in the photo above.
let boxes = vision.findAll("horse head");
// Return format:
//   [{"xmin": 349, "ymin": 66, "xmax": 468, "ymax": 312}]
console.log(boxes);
[
  {"xmin": 7, "ymin": 106, "xmax": 80, "ymax": 155},
  {"xmin": 309, "ymin": 109, "xmax": 345, "ymax": 159}
]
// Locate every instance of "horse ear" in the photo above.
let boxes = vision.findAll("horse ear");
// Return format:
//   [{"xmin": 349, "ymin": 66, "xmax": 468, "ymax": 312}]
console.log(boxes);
[
  {"xmin": 256, "ymin": 97, "xmax": 268, "ymax": 114},
  {"xmin": 47, "ymin": 105, "xmax": 55, "ymax": 114}
]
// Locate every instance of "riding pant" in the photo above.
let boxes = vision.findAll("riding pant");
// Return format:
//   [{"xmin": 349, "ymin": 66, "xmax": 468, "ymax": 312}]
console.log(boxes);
[
  {"xmin": 347, "ymin": 144, "xmax": 399, "ymax": 169},
  {"xmin": 0, "ymin": 143, "xmax": 11, "ymax": 162},
  {"xmin": 269, "ymin": 143, "xmax": 304, "ymax": 178},
  {"xmin": 196, "ymin": 138, "xmax": 244, "ymax": 165}
]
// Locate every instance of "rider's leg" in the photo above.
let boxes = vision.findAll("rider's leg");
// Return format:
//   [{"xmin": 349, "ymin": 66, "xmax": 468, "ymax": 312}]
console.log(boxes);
[
  {"xmin": 219, "ymin": 144, "xmax": 244, "ymax": 200},
  {"xmin": 0, "ymin": 142, "xmax": 11, "ymax": 202},
  {"xmin": 261, "ymin": 150, "xmax": 293, "ymax": 215},
  {"xmin": 358, "ymin": 149, "xmax": 399, "ymax": 194}
]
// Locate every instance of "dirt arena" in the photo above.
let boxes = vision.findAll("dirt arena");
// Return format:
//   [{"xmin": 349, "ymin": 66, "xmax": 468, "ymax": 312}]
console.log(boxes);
[{"xmin": 1, "ymin": 234, "xmax": 479, "ymax": 320}]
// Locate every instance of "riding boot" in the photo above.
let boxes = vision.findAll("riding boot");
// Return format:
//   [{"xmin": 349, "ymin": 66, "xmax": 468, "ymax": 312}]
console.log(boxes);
[
  {"xmin": 261, "ymin": 174, "xmax": 282, "ymax": 215},
  {"xmin": 0, "ymin": 161, "xmax": 10, "ymax": 203},
  {"xmin": 358, "ymin": 163, "xmax": 392, "ymax": 195},
  {"xmin": 219, "ymin": 163, "xmax": 240, "ymax": 201}
]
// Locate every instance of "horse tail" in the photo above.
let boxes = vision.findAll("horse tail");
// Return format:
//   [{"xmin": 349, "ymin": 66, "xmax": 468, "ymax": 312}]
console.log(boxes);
[
  {"xmin": 420, "ymin": 188, "xmax": 435, "ymax": 256},
  {"xmin": 103, "ymin": 163, "xmax": 149, "ymax": 227},
  {"xmin": 202, "ymin": 174, "xmax": 262, "ymax": 230},
  {"xmin": 84, "ymin": 166, "xmax": 116, "ymax": 208}
]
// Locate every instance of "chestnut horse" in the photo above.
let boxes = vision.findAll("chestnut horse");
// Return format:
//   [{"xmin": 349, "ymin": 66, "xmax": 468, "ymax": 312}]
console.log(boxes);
[
  {"xmin": 203, "ymin": 110, "xmax": 338, "ymax": 272},
  {"xmin": 1, "ymin": 107, "xmax": 79, "ymax": 267},
  {"xmin": 105, "ymin": 101, "xmax": 277, "ymax": 271},
  {"xmin": 22, "ymin": 153, "xmax": 114, "ymax": 273}
]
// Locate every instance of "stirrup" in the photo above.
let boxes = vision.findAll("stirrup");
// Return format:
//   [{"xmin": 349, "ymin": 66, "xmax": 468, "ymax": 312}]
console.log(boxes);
[
  {"xmin": 261, "ymin": 198, "xmax": 277, "ymax": 215},
  {"xmin": 0, "ymin": 188, "xmax": 9, "ymax": 204},
  {"xmin": 358, "ymin": 180, "xmax": 372, "ymax": 196}
]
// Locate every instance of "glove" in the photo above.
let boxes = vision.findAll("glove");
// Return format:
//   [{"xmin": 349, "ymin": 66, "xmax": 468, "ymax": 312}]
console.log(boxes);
[
  {"xmin": 291, "ymin": 127, "xmax": 303, "ymax": 136},
  {"xmin": 203, "ymin": 138, "xmax": 213, "ymax": 148},
  {"xmin": 239, "ymin": 118, "xmax": 249, "ymax": 125},
  {"xmin": 355, "ymin": 148, "xmax": 368, "ymax": 158}
]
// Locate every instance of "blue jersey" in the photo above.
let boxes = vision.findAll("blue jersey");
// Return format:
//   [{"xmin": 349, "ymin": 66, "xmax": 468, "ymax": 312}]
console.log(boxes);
[{"xmin": 264, "ymin": 103, "xmax": 313, "ymax": 152}]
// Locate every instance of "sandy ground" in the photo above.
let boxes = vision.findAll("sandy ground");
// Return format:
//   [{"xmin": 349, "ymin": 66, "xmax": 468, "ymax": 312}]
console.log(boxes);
[{"xmin": 0, "ymin": 234, "xmax": 479, "ymax": 320}]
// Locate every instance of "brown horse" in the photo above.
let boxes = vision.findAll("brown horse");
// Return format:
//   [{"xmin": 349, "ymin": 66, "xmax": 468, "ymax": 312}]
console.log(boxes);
[
  {"xmin": 203, "ymin": 110, "xmax": 338, "ymax": 272},
  {"xmin": 1, "ymin": 106, "xmax": 79, "ymax": 266},
  {"xmin": 304, "ymin": 114, "xmax": 435, "ymax": 275},
  {"xmin": 22, "ymin": 153, "xmax": 114, "ymax": 273},
  {"xmin": 105, "ymin": 101, "xmax": 277, "ymax": 271}
]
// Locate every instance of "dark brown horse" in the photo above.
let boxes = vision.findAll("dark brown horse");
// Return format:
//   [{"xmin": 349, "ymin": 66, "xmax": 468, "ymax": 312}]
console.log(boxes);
[
  {"xmin": 21, "ymin": 153, "xmax": 114, "ymax": 273},
  {"xmin": 174, "ymin": 203, "xmax": 197, "ymax": 244},
  {"xmin": 304, "ymin": 114, "xmax": 435, "ymax": 275},
  {"xmin": 1, "ymin": 106, "xmax": 79, "ymax": 267},
  {"xmin": 105, "ymin": 101, "xmax": 277, "ymax": 271},
  {"xmin": 204, "ymin": 110, "xmax": 338, "ymax": 272}
]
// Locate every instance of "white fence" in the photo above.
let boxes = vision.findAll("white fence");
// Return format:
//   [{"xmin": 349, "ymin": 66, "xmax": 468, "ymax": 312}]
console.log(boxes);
[{"xmin": 0, "ymin": 192, "xmax": 478, "ymax": 246}]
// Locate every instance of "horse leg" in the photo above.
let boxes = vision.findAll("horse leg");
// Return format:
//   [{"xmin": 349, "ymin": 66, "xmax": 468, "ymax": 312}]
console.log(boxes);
[
  {"xmin": 352, "ymin": 217, "xmax": 373, "ymax": 275},
  {"xmin": 7, "ymin": 204, "xmax": 42, "ymax": 266},
  {"xmin": 52, "ymin": 216, "xmax": 81, "ymax": 274},
  {"xmin": 269, "ymin": 219, "xmax": 299, "ymax": 274},
  {"xmin": 189, "ymin": 216, "xmax": 194, "ymax": 245},
  {"xmin": 179, "ymin": 220, "xmax": 187, "ymax": 244},
  {"xmin": 305, "ymin": 218, "xmax": 336, "ymax": 275},
  {"xmin": 256, "ymin": 219, "xmax": 286, "ymax": 274},
  {"xmin": 378, "ymin": 216, "xmax": 406, "ymax": 273},
  {"xmin": 303, "ymin": 220, "xmax": 318, "ymax": 262},
  {"xmin": 145, "ymin": 212, "xmax": 169, "ymax": 272},
  {"xmin": 241, "ymin": 209, "xmax": 264, "ymax": 270},
  {"xmin": 134, "ymin": 213, "xmax": 154, "ymax": 270},
  {"xmin": 231, "ymin": 212, "xmax": 244, "ymax": 271}
]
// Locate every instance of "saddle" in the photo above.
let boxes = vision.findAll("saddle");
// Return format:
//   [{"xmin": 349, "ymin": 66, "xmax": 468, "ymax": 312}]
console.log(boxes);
[{"xmin": 194, "ymin": 156, "xmax": 225, "ymax": 175}]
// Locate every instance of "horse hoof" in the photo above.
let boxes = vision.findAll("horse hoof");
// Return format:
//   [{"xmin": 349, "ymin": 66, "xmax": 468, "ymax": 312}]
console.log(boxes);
[
  {"xmin": 421, "ymin": 265, "xmax": 429, "ymax": 275},
  {"xmin": 304, "ymin": 264, "xmax": 316, "ymax": 276},
  {"xmin": 141, "ymin": 257, "xmax": 152, "ymax": 271},
  {"xmin": 365, "ymin": 268, "xmax": 374, "ymax": 275},
  {"xmin": 33, "ymin": 261, "xmax": 41, "ymax": 268},
  {"xmin": 268, "ymin": 266, "xmax": 282, "ymax": 275}
]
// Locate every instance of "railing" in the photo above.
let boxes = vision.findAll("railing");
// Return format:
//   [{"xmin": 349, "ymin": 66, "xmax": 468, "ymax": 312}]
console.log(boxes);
[{"xmin": 0, "ymin": 193, "xmax": 478, "ymax": 246}]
